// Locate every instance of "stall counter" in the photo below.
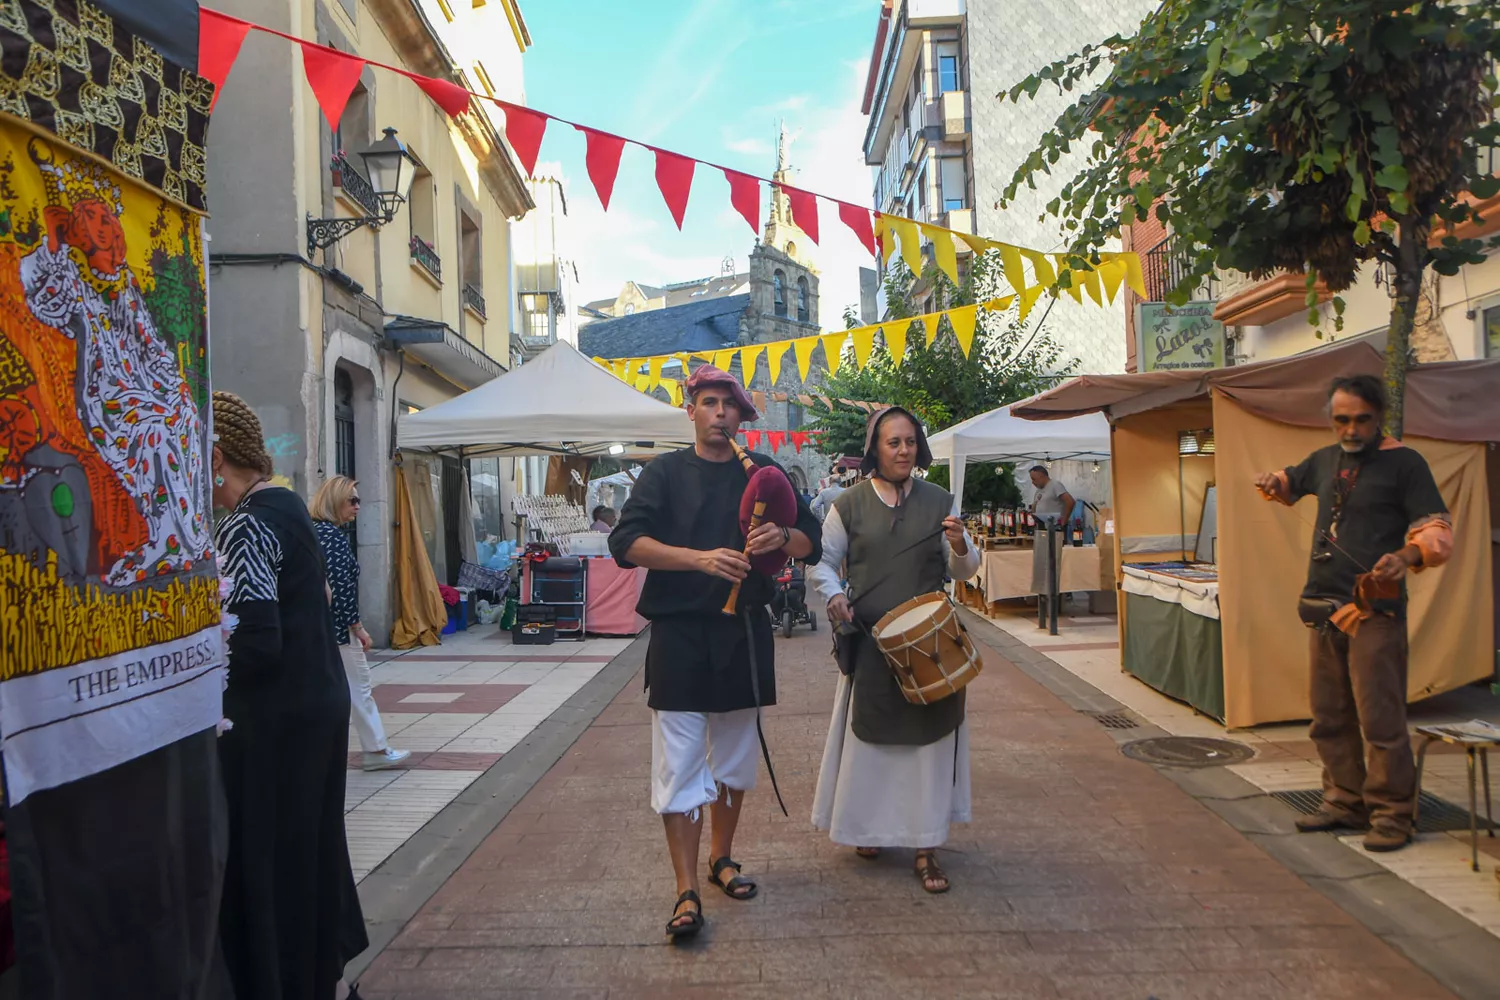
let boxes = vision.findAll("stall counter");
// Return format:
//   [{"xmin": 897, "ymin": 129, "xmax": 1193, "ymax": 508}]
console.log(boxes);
[{"xmin": 1120, "ymin": 563, "xmax": 1224, "ymax": 721}]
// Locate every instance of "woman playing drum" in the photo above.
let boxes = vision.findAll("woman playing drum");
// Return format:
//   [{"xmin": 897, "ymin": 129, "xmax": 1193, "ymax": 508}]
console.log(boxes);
[{"xmin": 807, "ymin": 406, "xmax": 980, "ymax": 893}]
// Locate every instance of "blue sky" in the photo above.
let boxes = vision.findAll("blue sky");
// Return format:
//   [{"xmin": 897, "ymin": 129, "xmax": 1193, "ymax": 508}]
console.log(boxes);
[{"xmin": 521, "ymin": 0, "xmax": 877, "ymax": 325}]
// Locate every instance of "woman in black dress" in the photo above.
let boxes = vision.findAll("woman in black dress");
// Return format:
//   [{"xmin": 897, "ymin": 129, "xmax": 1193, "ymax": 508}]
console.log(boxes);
[{"xmin": 210, "ymin": 391, "xmax": 367, "ymax": 999}]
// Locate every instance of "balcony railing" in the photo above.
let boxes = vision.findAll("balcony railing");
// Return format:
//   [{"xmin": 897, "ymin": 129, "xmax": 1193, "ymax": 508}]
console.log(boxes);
[
  {"xmin": 1142, "ymin": 236, "xmax": 1217, "ymax": 303},
  {"xmin": 409, "ymin": 236, "xmax": 442, "ymax": 282},
  {"xmin": 463, "ymin": 283, "xmax": 486, "ymax": 318},
  {"xmin": 331, "ymin": 152, "xmax": 381, "ymax": 217}
]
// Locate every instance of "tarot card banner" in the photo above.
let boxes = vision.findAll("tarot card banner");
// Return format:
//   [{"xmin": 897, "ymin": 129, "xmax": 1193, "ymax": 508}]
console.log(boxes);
[{"xmin": 0, "ymin": 121, "xmax": 223, "ymax": 803}]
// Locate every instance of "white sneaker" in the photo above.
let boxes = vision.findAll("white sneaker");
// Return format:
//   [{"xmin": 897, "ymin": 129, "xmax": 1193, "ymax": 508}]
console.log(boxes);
[{"xmin": 361, "ymin": 748, "xmax": 411, "ymax": 771}]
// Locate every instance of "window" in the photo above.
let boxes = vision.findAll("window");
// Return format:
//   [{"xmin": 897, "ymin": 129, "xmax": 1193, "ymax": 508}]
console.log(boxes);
[
  {"xmin": 796, "ymin": 276, "xmax": 810, "ymax": 322},
  {"xmin": 939, "ymin": 54, "xmax": 959, "ymax": 93},
  {"xmin": 1483, "ymin": 303, "xmax": 1500, "ymax": 356},
  {"xmin": 624, "ymin": 303, "xmax": 636, "ymax": 315},
  {"xmin": 333, "ymin": 83, "xmax": 369, "ymax": 159},
  {"xmin": 459, "ymin": 204, "xmax": 483, "ymax": 317},
  {"xmin": 787, "ymin": 401, "xmax": 803, "ymax": 430},
  {"xmin": 916, "ymin": 165, "xmax": 928, "ymax": 217},
  {"xmin": 333, "ymin": 367, "xmax": 356, "ymax": 549},
  {"xmin": 773, "ymin": 270, "xmax": 787, "ymax": 317},
  {"xmin": 408, "ymin": 166, "xmax": 439, "ymax": 279},
  {"xmin": 785, "ymin": 240, "xmax": 797, "ymax": 258},
  {"xmin": 940, "ymin": 157, "xmax": 967, "ymax": 211}
]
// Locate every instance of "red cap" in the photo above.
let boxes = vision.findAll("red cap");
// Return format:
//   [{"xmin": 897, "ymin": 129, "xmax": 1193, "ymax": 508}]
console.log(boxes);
[{"xmin": 684, "ymin": 364, "xmax": 759, "ymax": 422}]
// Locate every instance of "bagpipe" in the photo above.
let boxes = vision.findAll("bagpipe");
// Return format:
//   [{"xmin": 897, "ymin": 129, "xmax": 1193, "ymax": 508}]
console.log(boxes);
[{"xmin": 721, "ymin": 431, "xmax": 799, "ymax": 616}]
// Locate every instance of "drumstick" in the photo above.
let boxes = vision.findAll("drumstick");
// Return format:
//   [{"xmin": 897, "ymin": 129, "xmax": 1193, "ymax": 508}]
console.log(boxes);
[{"xmin": 722, "ymin": 430, "xmax": 761, "ymax": 616}]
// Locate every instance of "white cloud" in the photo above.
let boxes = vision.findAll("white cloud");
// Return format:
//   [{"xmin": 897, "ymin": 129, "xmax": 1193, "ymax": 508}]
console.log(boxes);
[{"xmin": 723, "ymin": 133, "xmax": 773, "ymax": 157}]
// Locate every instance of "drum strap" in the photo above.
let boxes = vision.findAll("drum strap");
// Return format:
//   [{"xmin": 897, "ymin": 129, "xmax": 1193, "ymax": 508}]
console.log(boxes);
[{"xmin": 740, "ymin": 607, "xmax": 789, "ymax": 818}]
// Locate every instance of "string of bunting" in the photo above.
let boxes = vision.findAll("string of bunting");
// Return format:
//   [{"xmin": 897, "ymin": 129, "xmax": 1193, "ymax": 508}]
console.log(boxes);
[
  {"xmin": 196, "ymin": 8, "xmax": 1144, "ymax": 299},
  {"xmin": 595, "ymin": 294, "xmax": 1022, "ymax": 406}
]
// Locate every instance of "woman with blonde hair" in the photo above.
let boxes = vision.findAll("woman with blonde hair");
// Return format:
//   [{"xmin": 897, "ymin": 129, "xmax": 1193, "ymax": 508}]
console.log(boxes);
[
  {"xmin": 310, "ymin": 475, "xmax": 409, "ymax": 771},
  {"xmin": 211, "ymin": 391, "xmax": 368, "ymax": 998}
]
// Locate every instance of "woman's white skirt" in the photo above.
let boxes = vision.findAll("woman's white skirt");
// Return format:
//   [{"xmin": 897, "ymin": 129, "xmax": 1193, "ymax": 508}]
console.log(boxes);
[{"xmin": 811, "ymin": 673, "xmax": 971, "ymax": 847}]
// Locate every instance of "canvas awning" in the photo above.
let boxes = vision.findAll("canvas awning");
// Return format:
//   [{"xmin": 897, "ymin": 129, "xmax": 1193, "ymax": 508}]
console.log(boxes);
[
  {"xmin": 397, "ymin": 340, "xmax": 695, "ymax": 457},
  {"xmin": 1012, "ymin": 337, "xmax": 1500, "ymax": 442},
  {"xmin": 927, "ymin": 405, "xmax": 1111, "ymax": 510}
]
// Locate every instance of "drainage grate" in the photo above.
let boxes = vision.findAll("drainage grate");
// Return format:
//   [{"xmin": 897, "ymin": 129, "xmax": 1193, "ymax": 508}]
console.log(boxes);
[
  {"xmin": 1271, "ymin": 788, "xmax": 1497, "ymax": 834},
  {"xmin": 1086, "ymin": 711, "xmax": 1140, "ymax": 731},
  {"xmin": 1119, "ymin": 736, "xmax": 1256, "ymax": 767}
]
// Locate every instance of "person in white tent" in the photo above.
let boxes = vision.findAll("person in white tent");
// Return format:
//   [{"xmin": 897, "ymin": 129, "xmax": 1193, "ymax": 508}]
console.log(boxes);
[{"xmin": 807, "ymin": 407, "xmax": 980, "ymax": 893}]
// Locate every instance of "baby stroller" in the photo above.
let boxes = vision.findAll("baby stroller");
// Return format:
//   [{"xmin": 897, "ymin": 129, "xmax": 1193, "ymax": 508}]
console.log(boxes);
[{"xmin": 770, "ymin": 562, "xmax": 817, "ymax": 637}]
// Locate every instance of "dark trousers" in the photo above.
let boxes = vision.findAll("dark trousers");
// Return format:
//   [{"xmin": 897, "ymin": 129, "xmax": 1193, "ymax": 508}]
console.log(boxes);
[{"xmin": 1308, "ymin": 615, "xmax": 1414, "ymax": 830}]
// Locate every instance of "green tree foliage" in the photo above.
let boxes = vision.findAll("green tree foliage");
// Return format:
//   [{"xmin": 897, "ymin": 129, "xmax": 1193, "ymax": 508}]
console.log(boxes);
[
  {"xmin": 810, "ymin": 255, "xmax": 1077, "ymax": 511},
  {"xmin": 1002, "ymin": 0, "xmax": 1500, "ymax": 436}
]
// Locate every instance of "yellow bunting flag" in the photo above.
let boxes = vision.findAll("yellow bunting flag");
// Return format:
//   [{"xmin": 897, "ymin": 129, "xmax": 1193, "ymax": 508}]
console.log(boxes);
[
  {"xmin": 647, "ymin": 357, "xmax": 664, "ymax": 391},
  {"xmin": 712, "ymin": 349, "xmax": 735, "ymax": 373},
  {"xmin": 766, "ymin": 341, "xmax": 791, "ymax": 384},
  {"xmin": 1055, "ymin": 260, "xmax": 1084, "ymax": 304},
  {"xmin": 793, "ymin": 335, "xmax": 819, "ymax": 382},
  {"xmin": 1022, "ymin": 248, "xmax": 1057, "ymax": 289},
  {"xmin": 1017, "ymin": 283, "xmax": 1046, "ymax": 323},
  {"xmin": 999, "ymin": 243, "xmax": 1028, "ymax": 299},
  {"xmin": 1098, "ymin": 258, "xmax": 1126, "ymax": 304},
  {"xmin": 660, "ymin": 378, "xmax": 681, "ymax": 407},
  {"xmin": 987, "ymin": 294, "xmax": 1016, "ymax": 313},
  {"xmin": 921, "ymin": 223, "xmax": 959, "ymax": 285},
  {"xmin": 958, "ymin": 232, "xmax": 990, "ymax": 256},
  {"xmin": 947, "ymin": 304, "xmax": 980, "ymax": 358},
  {"xmin": 821, "ymin": 331, "xmax": 847, "ymax": 375},
  {"xmin": 1105, "ymin": 251, "xmax": 1147, "ymax": 298},
  {"xmin": 874, "ymin": 215, "xmax": 897, "ymax": 266},
  {"xmin": 884, "ymin": 322, "xmax": 908, "ymax": 365},
  {"xmin": 849, "ymin": 326, "xmax": 876, "ymax": 370},
  {"xmin": 673, "ymin": 352, "xmax": 691, "ymax": 374},
  {"xmin": 1080, "ymin": 266, "xmax": 1104, "ymax": 306},
  {"xmin": 739, "ymin": 344, "xmax": 764, "ymax": 385},
  {"xmin": 921, "ymin": 313, "xmax": 940, "ymax": 347},
  {"xmin": 887, "ymin": 216, "xmax": 922, "ymax": 276}
]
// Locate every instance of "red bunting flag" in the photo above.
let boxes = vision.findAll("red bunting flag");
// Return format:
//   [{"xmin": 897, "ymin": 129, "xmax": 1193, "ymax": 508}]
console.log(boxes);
[
  {"xmin": 199, "ymin": 9, "xmax": 252, "ymax": 112},
  {"xmin": 780, "ymin": 185, "xmax": 819, "ymax": 244},
  {"xmin": 839, "ymin": 202, "xmax": 876, "ymax": 256},
  {"xmin": 576, "ymin": 126, "xmax": 627, "ymax": 210},
  {"xmin": 767, "ymin": 431, "xmax": 787, "ymax": 452},
  {"xmin": 653, "ymin": 148, "xmax": 695, "ymax": 230},
  {"xmin": 501, "ymin": 103, "xmax": 548, "ymax": 177},
  {"xmin": 408, "ymin": 72, "xmax": 472, "ymax": 117},
  {"xmin": 723, "ymin": 169, "xmax": 760, "ymax": 235},
  {"xmin": 790, "ymin": 431, "xmax": 808, "ymax": 452},
  {"xmin": 744, "ymin": 430, "xmax": 762, "ymax": 450},
  {"xmin": 300, "ymin": 42, "xmax": 367, "ymax": 132}
]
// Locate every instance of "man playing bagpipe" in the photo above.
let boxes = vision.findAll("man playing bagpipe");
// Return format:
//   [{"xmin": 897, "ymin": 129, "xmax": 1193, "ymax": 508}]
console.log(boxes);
[{"xmin": 609, "ymin": 364, "xmax": 822, "ymax": 942}]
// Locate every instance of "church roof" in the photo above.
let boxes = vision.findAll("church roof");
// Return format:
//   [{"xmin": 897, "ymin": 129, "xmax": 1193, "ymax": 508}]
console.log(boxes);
[{"xmin": 579, "ymin": 294, "xmax": 750, "ymax": 359}]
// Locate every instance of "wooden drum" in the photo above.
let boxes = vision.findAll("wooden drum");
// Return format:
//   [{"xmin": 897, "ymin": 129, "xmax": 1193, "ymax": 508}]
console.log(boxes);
[{"xmin": 871, "ymin": 592, "xmax": 982, "ymax": 705}]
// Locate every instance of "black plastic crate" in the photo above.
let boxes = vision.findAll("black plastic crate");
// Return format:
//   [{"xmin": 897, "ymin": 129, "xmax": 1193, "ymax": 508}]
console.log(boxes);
[{"xmin": 513, "ymin": 605, "xmax": 557, "ymax": 645}]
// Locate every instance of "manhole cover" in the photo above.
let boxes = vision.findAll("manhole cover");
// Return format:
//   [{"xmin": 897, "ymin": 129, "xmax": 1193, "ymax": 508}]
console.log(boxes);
[
  {"xmin": 1272, "ymin": 788, "xmax": 1496, "ymax": 833},
  {"xmin": 1119, "ymin": 736, "xmax": 1255, "ymax": 767}
]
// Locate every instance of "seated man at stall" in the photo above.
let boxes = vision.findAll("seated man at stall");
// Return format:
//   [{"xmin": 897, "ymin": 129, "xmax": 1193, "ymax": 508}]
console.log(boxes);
[
  {"xmin": 1029, "ymin": 465, "xmax": 1075, "ymax": 527},
  {"xmin": 591, "ymin": 505, "xmax": 616, "ymax": 533}
]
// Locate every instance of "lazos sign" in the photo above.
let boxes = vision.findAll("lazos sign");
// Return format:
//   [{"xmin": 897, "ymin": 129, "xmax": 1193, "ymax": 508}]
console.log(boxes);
[{"xmin": 1137, "ymin": 302, "xmax": 1225, "ymax": 372}]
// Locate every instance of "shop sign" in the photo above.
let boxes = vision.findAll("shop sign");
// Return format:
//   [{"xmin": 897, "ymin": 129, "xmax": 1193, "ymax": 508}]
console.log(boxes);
[{"xmin": 1137, "ymin": 302, "xmax": 1225, "ymax": 371}]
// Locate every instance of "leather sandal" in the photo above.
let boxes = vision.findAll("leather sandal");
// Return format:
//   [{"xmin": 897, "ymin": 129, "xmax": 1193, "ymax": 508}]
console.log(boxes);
[
  {"xmin": 708, "ymin": 856, "xmax": 758, "ymax": 900},
  {"xmin": 855, "ymin": 846, "xmax": 881, "ymax": 860},
  {"xmin": 914, "ymin": 851, "xmax": 950, "ymax": 894},
  {"xmin": 665, "ymin": 889, "xmax": 703, "ymax": 940}
]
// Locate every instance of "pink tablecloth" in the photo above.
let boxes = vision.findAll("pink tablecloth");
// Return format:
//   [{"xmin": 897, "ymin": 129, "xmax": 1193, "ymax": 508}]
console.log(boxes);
[{"xmin": 521, "ymin": 558, "xmax": 647, "ymax": 636}]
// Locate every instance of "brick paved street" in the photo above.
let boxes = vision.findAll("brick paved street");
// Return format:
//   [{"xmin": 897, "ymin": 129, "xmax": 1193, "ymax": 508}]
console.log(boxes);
[{"xmin": 354, "ymin": 627, "xmax": 1460, "ymax": 999}]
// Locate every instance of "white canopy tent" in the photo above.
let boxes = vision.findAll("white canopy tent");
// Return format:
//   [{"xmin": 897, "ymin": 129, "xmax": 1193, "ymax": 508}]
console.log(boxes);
[
  {"xmin": 927, "ymin": 404, "xmax": 1112, "ymax": 510},
  {"xmin": 397, "ymin": 340, "xmax": 694, "ymax": 457}
]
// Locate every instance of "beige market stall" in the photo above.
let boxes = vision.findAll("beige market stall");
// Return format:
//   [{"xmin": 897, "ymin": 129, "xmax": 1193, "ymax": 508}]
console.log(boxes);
[{"xmin": 1014, "ymin": 338, "xmax": 1497, "ymax": 728}]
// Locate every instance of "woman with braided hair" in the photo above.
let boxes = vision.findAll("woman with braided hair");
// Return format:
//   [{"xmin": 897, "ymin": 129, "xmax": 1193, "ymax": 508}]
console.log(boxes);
[{"xmin": 211, "ymin": 391, "xmax": 368, "ymax": 999}]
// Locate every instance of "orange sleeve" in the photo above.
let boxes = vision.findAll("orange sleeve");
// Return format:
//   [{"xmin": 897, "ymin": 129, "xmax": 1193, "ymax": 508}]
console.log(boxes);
[{"xmin": 1407, "ymin": 516, "xmax": 1453, "ymax": 572}]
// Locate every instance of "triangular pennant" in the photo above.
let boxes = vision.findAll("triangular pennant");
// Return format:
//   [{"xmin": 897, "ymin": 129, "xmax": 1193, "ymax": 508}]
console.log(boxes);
[
  {"xmin": 849, "ymin": 326, "xmax": 876, "ymax": 370},
  {"xmin": 1017, "ymin": 284, "xmax": 1046, "ymax": 323},
  {"xmin": 1080, "ymin": 266, "xmax": 1104, "ymax": 306},
  {"xmin": 647, "ymin": 357, "xmax": 664, "ymax": 391},
  {"xmin": 300, "ymin": 43, "xmax": 367, "ymax": 132},
  {"xmin": 739, "ymin": 344, "xmax": 765, "ymax": 385},
  {"xmin": 884, "ymin": 322, "xmax": 908, "ymax": 365},
  {"xmin": 1021, "ymin": 247, "xmax": 1057, "ymax": 289},
  {"xmin": 874, "ymin": 214, "xmax": 896, "ymax": 266},
  {"xmin": 888, "ymin": 216, "xmax": 921, "ymax": 276},
  {"xmin": 409, "ymin": 72, "xmax": 472, "ymax": 117},
  {"xmin": 766, "ymin": 341, "xmax": 791, "ymax": 385},
  {"xmin": 199, "ymin": 9, "xmax": 252, "ymax": 112},
  {"xmin": 712, "ymin": 349, "xmax": 736, "ymax": 372},
  {"xmin": 820, "ymin": 332, "xmax": 846, "ymax": 375},
  {"xmin": 998, "ymin": 243, "xmax": 1028, "ymax": 299},
  {"xmin": 1098, "ymin": 258, "xmax": 1126, "ymax": 304},
  {"xmin": 780, "ymin": 185, "xmax": 819, "ymax": 244},
  {"xmin": 653, "ymin": 148, "xmax": 695, "ymax": 229},
  {"xmin": 947, "ymin": 304, "xmax": 980, "ymax": 357},
  {"xmin": 575, "ymin": 126, "xmax": 627, "ymax": 210},
  {"xmin": 793, "ymin": 336, "xmax": 818, "ymax": 382},
  {"xmin": 1055, "ymin": 258, "xmax": 1084, "ymax": 303},
  {"xmin": 838, "ymin": 202, "xmax": 876, "ymax": 255},
  {"xmin": 921, "ymin": 314, "xmax": 940, "ymax": 347},
  {"xmin": 745, "ymin": 430, "xmax": 762, "ymax": 450},
  {"xmin": 922, "ymin": 223, "xmax": 959, "ymax": 285},
  {"xmin": 767, "ymin": 431, "xmax": 786, "ymax": 453},
  {"xmin": 957, "ymin": 232, "xmax": 990, "ymax": 255},
  {"xmin": 1105, "ymin": 251, "xmax": 1148, "ymax": 299},
  {"xmin": 501, "ymin": 102, "xmax": 549, "ymax": 176},
  {"xmin": 790, "ymin": 431, "xmax": 807, "ymax": 453},
  {"xmin": 985, "ymin": 295, "xmax": 1015, "ymax": 312},
  {"xmin": 723, "ymin": 169, "xmax": 760, "ymax": 235}
]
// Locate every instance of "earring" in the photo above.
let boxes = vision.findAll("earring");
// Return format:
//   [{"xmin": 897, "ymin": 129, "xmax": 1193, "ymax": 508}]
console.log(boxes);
[{"xmin": 214, "ymin": 474, "xmax": 225, "ymax": 487}]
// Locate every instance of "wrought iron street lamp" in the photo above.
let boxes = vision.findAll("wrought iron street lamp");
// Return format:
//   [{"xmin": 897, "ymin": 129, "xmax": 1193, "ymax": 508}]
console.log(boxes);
[{"xmin": 307, "ymin": 127, "xmax": 420, "ymax": 255}]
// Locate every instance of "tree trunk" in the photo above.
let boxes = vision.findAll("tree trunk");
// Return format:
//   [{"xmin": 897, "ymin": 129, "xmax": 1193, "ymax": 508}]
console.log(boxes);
[{"xmin": 1382, "ymin": 215, "xmax": 1429, "ymax": 440}]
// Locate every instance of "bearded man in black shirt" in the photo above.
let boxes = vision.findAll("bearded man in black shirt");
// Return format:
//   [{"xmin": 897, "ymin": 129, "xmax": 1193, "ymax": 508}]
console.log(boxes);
[
  {"xmin": 609, "ymin": 364, "xmax": 821, "ymax": 940},
  {"xmin": 1255, "ymin": 375, "xmax": 1453, "ymax": 852}
]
